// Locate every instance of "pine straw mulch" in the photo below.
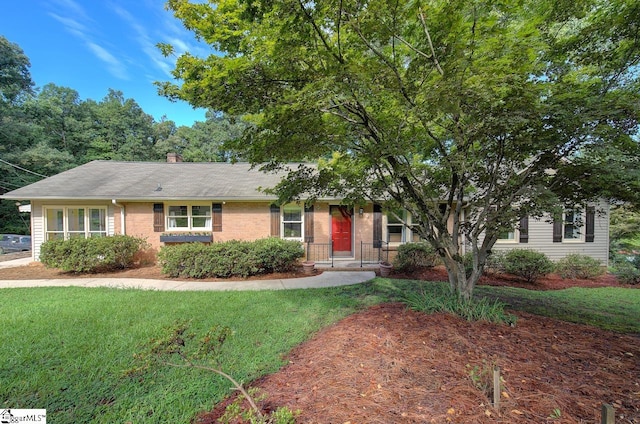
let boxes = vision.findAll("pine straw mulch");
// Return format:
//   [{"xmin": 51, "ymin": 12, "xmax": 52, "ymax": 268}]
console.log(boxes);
[{"xmin": 193, "ymin": 268, "xmax": 639, "ymax": 424}]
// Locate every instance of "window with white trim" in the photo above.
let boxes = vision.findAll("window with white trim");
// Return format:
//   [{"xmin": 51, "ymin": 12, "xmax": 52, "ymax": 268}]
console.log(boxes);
[
  {"xmin": 386, "ymin": 209, "xmax": 404, "ymax": 243},
  {"xmin": 563, "ymin": 209, "xmax": 583, "ymax": 241},
  {"xmin": 167, "ymin": 204, "xmax": 211, "ymax": 231},
  {"xmin": 44, "ymin": 207, "xmax": 107, "ymax": 240},
  {"xmin": 497, "ymin": 228, "xmax": 517, "ymax": 242},
  {"xmin": 282, "ymin": 205, "xmax": 303, "ymax": 240}
]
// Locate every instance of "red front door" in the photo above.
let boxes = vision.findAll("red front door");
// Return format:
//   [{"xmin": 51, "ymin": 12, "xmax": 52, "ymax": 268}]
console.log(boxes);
[{"xmin": 331, "ymin": 206, "xmax": 353, "ymax": 256}]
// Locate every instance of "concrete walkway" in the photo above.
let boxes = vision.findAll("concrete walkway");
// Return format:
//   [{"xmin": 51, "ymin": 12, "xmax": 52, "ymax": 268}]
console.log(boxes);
[{"xmin": 0, "ymin": 257, "xmax": 376, "ymax": 291}]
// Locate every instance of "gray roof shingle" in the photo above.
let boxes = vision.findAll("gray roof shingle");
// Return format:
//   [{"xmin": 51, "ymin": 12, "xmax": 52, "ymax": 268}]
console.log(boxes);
[{"xmin": 1, "ymin": 161, "xmax": 293, "ymax": 201}]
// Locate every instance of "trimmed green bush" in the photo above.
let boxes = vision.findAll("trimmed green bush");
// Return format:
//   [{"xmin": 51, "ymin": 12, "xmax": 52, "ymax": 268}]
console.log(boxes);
[
  {"xmin": 158, "ymin": 238, "xmax": 304, "ymax": 278},
  {"xmin": 613, "ymin": 261, "xmax": 640, "ymax": 285},
  {"xmin": 393, "ymin": 242, "xmax": 438, "ymax": 271},
  {"xmin": 39, "ymin": 235, "xmax": 149, "ymax": 273},
  {"xmin": 485, "ymin": 251, "xmax": 507, "ymax": 274},
  {"xmin": 252, "ymin": 237, "xmax": 305, "ymax": 273},
  {"xmin": 502, "ymin": 249, "xmax": 554, "ymax": 284},
  {"xmin": 555, "ymin": 254, "xmax": 604, "ymax": 280}
]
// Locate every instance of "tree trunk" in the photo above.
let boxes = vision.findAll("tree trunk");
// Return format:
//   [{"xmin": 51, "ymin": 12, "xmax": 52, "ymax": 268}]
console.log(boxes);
[{"xmin": 440, "ymin": 249, "xmax": 485, "ymax": 301}]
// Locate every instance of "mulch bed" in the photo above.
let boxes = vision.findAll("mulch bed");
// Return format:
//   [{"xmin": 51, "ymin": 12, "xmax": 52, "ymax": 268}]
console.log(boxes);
[
  {"xmin": 195, "ymin": 303, "xmax": 639, "ymax": 424},
  {"xmin": 192, "ymin": 268, "xmax": 639, "ymax": 424}
]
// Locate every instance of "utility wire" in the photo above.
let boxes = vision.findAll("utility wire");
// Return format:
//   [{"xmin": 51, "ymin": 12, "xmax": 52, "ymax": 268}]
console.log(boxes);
[{"xmin": 0, "ymin": 158, "xmax": 48, "ymax": 178}]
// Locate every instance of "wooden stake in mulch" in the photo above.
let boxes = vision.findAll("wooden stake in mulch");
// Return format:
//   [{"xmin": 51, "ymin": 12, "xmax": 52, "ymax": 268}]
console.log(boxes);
[
  {"xmin": 601, "ymin": 404, "xmax": 615, "ymax": 424},
  {"xmin": 493, "ymin": 366, "xmax": 501, "ymax": 409}
]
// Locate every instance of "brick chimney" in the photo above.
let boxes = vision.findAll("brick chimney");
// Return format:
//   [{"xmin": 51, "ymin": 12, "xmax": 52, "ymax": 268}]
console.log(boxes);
[{"xmin": 166, "ymin": 152, "xmax": 183, "ymax": 163}]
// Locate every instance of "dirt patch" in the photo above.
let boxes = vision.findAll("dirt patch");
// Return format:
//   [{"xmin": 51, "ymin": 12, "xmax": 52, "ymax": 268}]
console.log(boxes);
[{"xmin": 1, "ymin": 261, "xmax": 638, "ymax": 423}]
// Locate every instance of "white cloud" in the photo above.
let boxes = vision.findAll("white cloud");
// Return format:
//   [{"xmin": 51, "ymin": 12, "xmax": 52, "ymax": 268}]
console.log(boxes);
[
  {"xmin": 48, "ymin": 13, "xmax": 88, "ymax": 36},
  {"xmin": 111, "ymin": 3, "xmax": 176, "ymax": 78},
  {"xmin": 48, "ymin": 0, "xmax": 130, "ymax": 80},
  {"xmin": 86, "ymin": 42, "xmax": 129, "ymax": 80}
]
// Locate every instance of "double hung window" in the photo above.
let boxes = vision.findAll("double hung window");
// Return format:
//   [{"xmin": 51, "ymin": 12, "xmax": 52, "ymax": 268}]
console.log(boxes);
[
  {"xmin": 497, "ymin": 229, "xmax": 517, "ymax": 242},
  {"xmin": 282, "ymin": 206, "xmax": 303, "ymax": 239},
  {"xmin": 386, "ymin": 209, "xmax": 405, "ymax": 243},
  {"xmin": 167, "ymin": 204, "xmax": 211, "ymax": 230},
  {"xmin": 563, "ymin": 209, "xmax": 583, "ymax": 241}
]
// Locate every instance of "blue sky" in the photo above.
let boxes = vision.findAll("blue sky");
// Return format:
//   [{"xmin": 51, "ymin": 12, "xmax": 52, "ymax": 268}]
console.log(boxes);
[{"xmin": 1, "ymin": 0, "xmax": 211, "ymax": 127}]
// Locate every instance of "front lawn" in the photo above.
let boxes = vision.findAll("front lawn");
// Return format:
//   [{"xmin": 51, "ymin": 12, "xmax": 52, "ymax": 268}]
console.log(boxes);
[{"xmin": 0, "ymin": 279, "xmax": 637, "ymax": 423}]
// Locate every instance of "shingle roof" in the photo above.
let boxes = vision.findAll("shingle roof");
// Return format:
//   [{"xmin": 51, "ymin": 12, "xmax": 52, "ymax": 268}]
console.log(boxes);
[{"xmin": 1, "ymin": 161, "xmax": 293, "ymax": 201}]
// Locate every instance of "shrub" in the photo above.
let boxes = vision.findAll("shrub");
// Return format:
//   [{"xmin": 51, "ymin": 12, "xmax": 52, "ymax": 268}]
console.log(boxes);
[
  {"xmin": 39, "ymin": 235, "xmax": 149, "ymax": 273},
  {"xmin": 252, "ymin": 237, "xmax": 305, "ymax": 273},
  {"xmin": 613, "ymin": 261, "xmax": 640, "ymax": 285},
  {"xmin": 555, "ymin": 254, "xmax": 604, "ymax": 279},
  {"xmin": 485, "ymin": 251, "xmax": 507, "ymax": 274},
  {"xmin": 502, "ymin": 249, "xmax": 554, "ymax": 284},
  {"xmin": 158, "ymin": 238, "xmax": 304, "ymax": 279},
  {"xmin": 393, "ymin": 242, "xmax": 438, "ymax": 271}
]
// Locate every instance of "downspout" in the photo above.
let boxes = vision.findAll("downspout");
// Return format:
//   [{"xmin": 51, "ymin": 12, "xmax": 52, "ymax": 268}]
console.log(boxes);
[{"xmin": 112, "ymin": 199, "xmax": 125, "ymax": 234}]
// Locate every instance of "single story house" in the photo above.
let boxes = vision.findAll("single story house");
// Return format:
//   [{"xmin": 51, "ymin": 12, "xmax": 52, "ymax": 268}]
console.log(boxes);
[{"xmin": 1, "ymin": 154, "xmax": 609, "ymax": 266}]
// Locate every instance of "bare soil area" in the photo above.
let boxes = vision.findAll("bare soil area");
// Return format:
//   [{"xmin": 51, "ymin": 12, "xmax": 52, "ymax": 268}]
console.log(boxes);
[{"xmin": 1, "ymin": 258, "xmax": 638, "ymax": 423}]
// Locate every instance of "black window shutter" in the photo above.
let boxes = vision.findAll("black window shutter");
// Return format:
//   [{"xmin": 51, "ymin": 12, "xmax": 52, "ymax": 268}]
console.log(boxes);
[
  {"xmin": 552, "ymin": 213, "xmax": 563, "ymax": 243},
  {"xmin": 304, "ymin": 205, "xmax": 314, "ymax": 242},
  {"xmin": 373, "ymin": 204, "xmax": 382, "ymax": 248},
  {"xmin": 153, "ymin": 203, "xmax": 164, "ymax": 232},
  {"xmin": 519, "ymin": 216, "xmax": 529, "ymax": 243},
  {"xmin": 212, "ymin": 203, "xmax": 222, "ymax": 232},
  {"xmin": 270, "ymin": 204, "xmax": 280, "ymax": 237},
  {"xmin": 585, "ymin": 206, "xmax": 595, "ymax": 242}
]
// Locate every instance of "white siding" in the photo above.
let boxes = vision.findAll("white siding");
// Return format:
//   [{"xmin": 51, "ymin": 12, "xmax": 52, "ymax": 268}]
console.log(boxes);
[
  {"xmin": 32, "ymin": 201, "xmax": 44, "ymax": 261},
  {"xmin": 491, "ymin": 202, "xmax": 609, "ymax": 266}
]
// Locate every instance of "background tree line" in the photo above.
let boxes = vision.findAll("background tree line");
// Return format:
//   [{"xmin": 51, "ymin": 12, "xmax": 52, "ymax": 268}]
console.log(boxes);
[{"xmin": 0, "ymin": 35, "xmax": 246, "ymax": 234}]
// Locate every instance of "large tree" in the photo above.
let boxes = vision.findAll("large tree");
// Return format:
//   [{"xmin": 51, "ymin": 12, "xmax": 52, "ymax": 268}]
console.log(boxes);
[{"xmin": 159, "ymin": 0, "xmax": 639, "ymax": 299}]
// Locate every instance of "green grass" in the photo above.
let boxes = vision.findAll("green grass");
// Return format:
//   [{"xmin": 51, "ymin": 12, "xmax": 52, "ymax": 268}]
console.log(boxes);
[
  {"xmin": 1, "ymin": 278, "xmax": 638, "ymax": 423},
  {"xmin": 475, "ymin": 285, "xmax": 640, "ymax": 333},
  {"xmin": 0, "ymin": 283, "xmax": 393, "ymax": 424}
]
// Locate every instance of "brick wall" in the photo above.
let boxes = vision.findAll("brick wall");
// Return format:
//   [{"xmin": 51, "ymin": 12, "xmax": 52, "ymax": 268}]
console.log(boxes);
[{"xmin": 116, "ymin": 200, "xmax": 377, "ymax": 260}]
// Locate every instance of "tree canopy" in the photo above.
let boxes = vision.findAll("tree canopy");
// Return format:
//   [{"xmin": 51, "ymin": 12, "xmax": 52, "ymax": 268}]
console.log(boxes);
[
  {"xmin": 160, "ymin": 0, "xmax": 640, "ymax": 298},
  {"xmin": 0, "ymin": 37, "xmax": 245, "ymax": 234}
]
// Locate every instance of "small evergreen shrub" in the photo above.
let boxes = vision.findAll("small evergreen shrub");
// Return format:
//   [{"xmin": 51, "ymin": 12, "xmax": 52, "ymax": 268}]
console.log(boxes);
[
  {"xmin": 485, "ymin": 251, "xmax": 507, "ymax": 274},
  {"xmin": 39, "ymin": 235, "xmax": 148, "ymax": 273},
  {"xmin": 502, "ymin": 249, "xmax": 554, "ymax": 284},
  {"xmin": 393, "ymin": 242, "xmax": 438, "ymax": 271},
  {"xmin": 555, "ymin": 254, "xmax": 604, "ymax": 279},
  {"xmin": 158, "ymin": 238, "xmax": 304, "ymax": 278},
  {"xmin": 613, "ymin": 261, "xmax": 640, "ymax": 285},
  {"xmin": 252, "ymin": 237, "xmax": 305, "ymax": 273}
]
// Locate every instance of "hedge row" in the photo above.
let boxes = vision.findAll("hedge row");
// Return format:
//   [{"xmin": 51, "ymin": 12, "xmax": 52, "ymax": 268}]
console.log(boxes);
[
  {"xmin": 158, "ymin": 238, "xmax": 304, "ymax": 278},
  {"xmin": 39, "ymin": 235, "xmax": 148, "ymax": 273},
  {"xmin": 395, "ymin": 243, "xmax": 607, "ymax": 284}
]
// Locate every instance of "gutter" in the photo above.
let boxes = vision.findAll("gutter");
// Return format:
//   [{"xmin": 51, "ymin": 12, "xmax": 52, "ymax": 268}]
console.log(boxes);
[{"xmin": 112, "ymin": 199, "xmax": 125, "ymax": 234}]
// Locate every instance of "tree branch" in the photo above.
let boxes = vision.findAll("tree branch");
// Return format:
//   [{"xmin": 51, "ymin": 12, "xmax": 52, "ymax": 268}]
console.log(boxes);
[
  {"xmin": 296, "ymin": 0, "xmax": 344, "ymax": 64},
  {"xmin": 418, "ymin": 8, "xmax": 444, "ymax": 76}
]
